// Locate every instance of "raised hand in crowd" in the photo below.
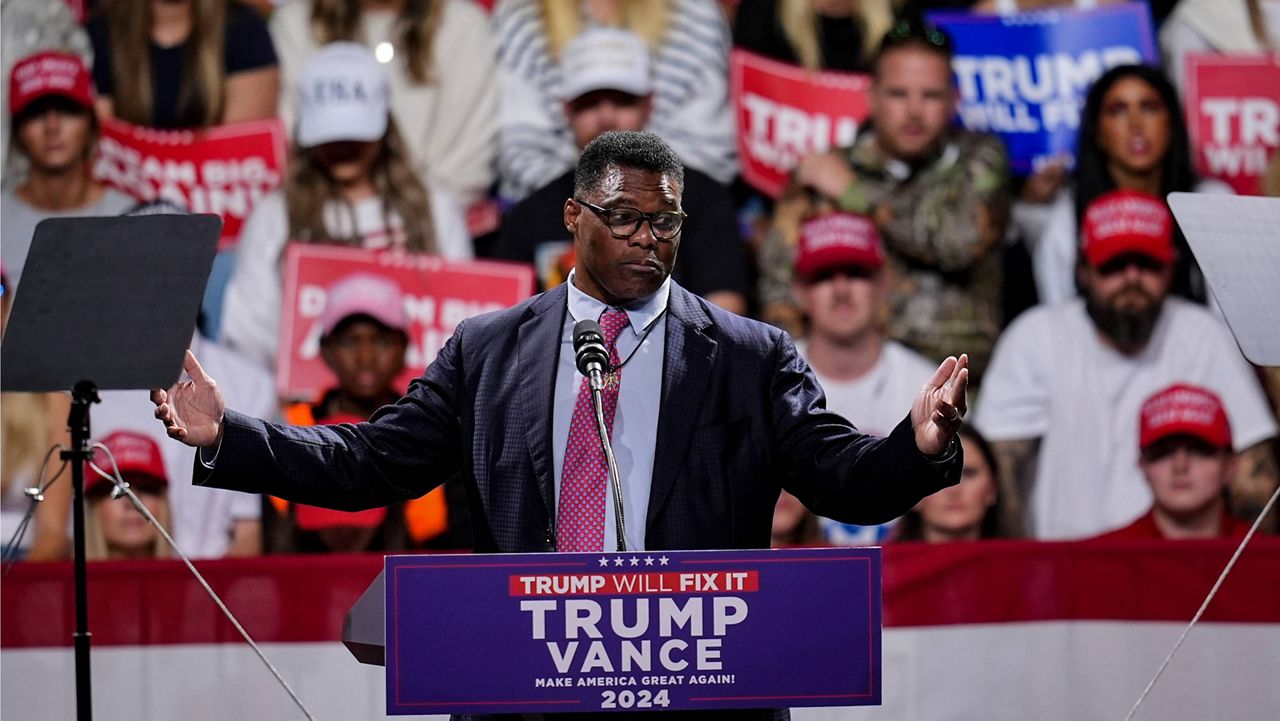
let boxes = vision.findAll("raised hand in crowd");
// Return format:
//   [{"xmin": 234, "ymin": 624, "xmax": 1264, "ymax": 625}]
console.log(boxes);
[{"xmin": 794, "ymin": 151, "xmax": 857, "ymax": 201}]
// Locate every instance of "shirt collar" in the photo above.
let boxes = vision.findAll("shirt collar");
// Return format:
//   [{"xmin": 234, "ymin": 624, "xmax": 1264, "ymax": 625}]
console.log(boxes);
[{"xmin": 565, "ymin": 269, "xmax": 671, "ymax": 337}]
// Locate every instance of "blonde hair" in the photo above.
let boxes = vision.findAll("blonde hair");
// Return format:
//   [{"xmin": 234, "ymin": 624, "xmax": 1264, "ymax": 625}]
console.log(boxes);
[
  {"xmin": 778, "ymin": 0, "xmax": 894, "ymax": 71},
  {"xmin": 85, "ymin": 491, "xmax": 172, "ymax": 561},
  {"xmin": 0, "ymin": 393, "xmax": 51, "ymax": 498},
  {"xmin": 540, "ymin": 0, "xmax": 671, "ymax": 59},
  {"xmin": 310, "ymin": 0, "xmax": 445, "ymax": 84},
  {"xmin": 284, "ymin": 118, "xmax": 437, "ymax": 254},
  {"xmin": 104, "ymin": 0, "xmax": 227, "ymax": 127}
]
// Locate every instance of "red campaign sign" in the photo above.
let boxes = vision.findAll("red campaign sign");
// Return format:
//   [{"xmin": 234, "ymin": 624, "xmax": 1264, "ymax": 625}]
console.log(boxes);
[
  {"xmin": 278, "ymin": 244, "xmax": 535, "ymax": 400},
  {"xmin": 1185, "ymin": 52, "xmax": 1280, "ymax": 195},
  {"xmin": 62, "ymin": 0, "xmax": 88, "ymax": 23},
  {"xmin": 731, "ymin": 50, "xmax": 872, "ymax": 198},
  {"xmin": 92, "ymin": 118, "xmax": 287, "ymax": 249}
]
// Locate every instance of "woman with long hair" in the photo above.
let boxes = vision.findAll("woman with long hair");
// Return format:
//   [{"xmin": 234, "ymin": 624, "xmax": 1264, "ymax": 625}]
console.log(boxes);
[
  {"xmin": 893, "ymin": 426, "xmax": 1010, "ymax": 542},
  {"xmin": 733, "ymin": 0, "xmax": 895, "ymax": 73},
  {"xmin": 221, "ymin": 42, "xmax": 470, "ymax": 371},
  {"xmin": 269, "ymin": 0, "xmax": 496, "ymax": 206},
  {"xmin": 84, "ymin": 431, "xmax": 173, "ymax": 561},
  {"xmin": 492, "ymin": 0, "xmax": 736, "ymax": 200},
  {"xmin": 1030, "ymin": 64, "xmax": 1231, "ymax": 306},
  {"xmin": 87, "ymin": 0, "xmax": 278, "ymax": 128},
  {"xmin": 1, "ymin": 268, "xmax": 74, "ymax": 561}
]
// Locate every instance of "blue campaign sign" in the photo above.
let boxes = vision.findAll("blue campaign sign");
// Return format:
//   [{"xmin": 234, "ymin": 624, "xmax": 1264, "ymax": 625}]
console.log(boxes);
[
  {"xmin": 928, "ymin": 4, "xmax": 1158, "ymax": 174},
  {"xmin": 384, "ymin": 547, "xmax": 882, "ymax": 714}
]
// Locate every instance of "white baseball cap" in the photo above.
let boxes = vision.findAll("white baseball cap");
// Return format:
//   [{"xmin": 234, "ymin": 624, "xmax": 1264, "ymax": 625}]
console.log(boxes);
[
  {"xmin": 295, "ymin": 42, "xmax": 390, "ymax": 147},
  {"xmin": 557, "ymin": 28, "xmax": 651, "ymax": 102}
]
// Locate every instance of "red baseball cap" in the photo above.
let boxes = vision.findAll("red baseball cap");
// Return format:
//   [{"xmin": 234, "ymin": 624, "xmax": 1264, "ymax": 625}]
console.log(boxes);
[
  {"xmin": 9, "ymin": 51, "xmax": 94, "ymax": 118},
  {"xmin": 793, "ymin": 212, "xmax": 884, "ymax": 280},
  {"xmin": 87, "ymin": 430, "xmax": 169, "ymax": 497},
  {"xmin": 1081, "ymin": 190, "xmax": 1174, "ymax": 268},
  {"xmin": 318, "ymin": 272, "xmax": 408, "ymax": 340},
  {"xmin": 1139, "ymin": 383, "xmax": 1232, "ymax": 453}
]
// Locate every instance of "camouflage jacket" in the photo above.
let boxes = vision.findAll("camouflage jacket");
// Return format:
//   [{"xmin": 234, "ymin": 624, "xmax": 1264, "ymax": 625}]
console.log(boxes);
[{"xmin": 760, "ymin": 129, "xmax": 1010, "ymax": 379}]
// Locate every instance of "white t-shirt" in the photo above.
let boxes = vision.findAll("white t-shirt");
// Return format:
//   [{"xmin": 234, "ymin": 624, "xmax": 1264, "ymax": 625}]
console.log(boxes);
[
  {"xmin": 0, "ymin": 188, "xmax": 135, "ymax": 288},
  {"xmin": 974, "ymin": 298, "xmax": 1277, "ymax": 540},
  {"xmin": 221, "ymin": 187, "xmax": 471, "ymax": 371},
  {"xmin": 93, "ymin": 335, "xmax": 277, "ymax": 559},
  {"xmin": 800, "ymin": 340, "xmax": 937, "ymax": 545}
]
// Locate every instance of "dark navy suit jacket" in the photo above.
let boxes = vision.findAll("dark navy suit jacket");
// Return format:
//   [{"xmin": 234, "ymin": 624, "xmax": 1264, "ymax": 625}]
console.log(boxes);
[{"xmin": 202, "ymin": 282, "xmax": 958, "ymax": 719}]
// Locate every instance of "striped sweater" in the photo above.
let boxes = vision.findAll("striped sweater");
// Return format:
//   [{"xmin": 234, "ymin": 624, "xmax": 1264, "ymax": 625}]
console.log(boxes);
[{"xmin": 492, "ymin": 0, "xmax": 738, "ymax": 200}]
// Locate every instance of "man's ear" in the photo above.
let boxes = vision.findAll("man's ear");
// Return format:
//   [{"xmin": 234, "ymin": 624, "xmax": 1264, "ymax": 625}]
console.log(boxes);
[{"xmin": 564, "ymin": 197, "xmax": 580, "ymax": 234}]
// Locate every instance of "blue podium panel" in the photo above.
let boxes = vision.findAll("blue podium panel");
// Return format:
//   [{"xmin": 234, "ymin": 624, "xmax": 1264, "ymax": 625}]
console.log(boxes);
[{"xmin": 385, "ymin": 547, "xmax": 882, "ymax": 714}]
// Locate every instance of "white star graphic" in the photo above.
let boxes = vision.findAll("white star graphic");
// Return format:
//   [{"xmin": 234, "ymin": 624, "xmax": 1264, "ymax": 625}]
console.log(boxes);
[
  {"xmin": 614, "ymin": 557, "xmax": 625, "ymax": 566},
  {"xmin": 644, "ymin": 556, "xmax": 655, "ymax": 566},
  {"xmin": 658, "ymin": 556, "xmax": 670, "ymax": 566},
  {"xmin": 630, "ymin": 557, "xmax": 640, "ymax": 566},
  {"xmin": 598, "ymin": 557, "xmax": 610, "ymax": 567}
]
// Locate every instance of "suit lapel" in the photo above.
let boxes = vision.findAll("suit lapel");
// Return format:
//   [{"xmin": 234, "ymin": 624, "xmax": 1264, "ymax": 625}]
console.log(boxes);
[
  {"xmin": 647, "ymin": 285, "xmax": 717, "ymax": 537},
  {"xmin": 517, "ymin": 285, "xmax": 568, "ymax": 519}
]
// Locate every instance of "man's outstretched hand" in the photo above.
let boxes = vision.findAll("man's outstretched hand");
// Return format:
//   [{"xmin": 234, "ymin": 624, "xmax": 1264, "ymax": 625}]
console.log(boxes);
[
  {"xmin": 151, "ymin": 350, "xmax": 225, "ymax": 448},
  {"xmin": 911, "ymin": 354, "xmax": 969, "ymax": 457}
]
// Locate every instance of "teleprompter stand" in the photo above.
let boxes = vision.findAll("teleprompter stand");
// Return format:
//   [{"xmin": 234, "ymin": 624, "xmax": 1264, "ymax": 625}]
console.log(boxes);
[{"xmin": 1, "ymin": 214, "xmax": 220, "ymax": 721}]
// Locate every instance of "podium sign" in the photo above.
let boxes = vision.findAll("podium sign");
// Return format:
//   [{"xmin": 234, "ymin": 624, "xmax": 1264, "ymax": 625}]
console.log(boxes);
[{"xmin": 384, "ymin": 547, "xmax": 881, "ymax": 714}]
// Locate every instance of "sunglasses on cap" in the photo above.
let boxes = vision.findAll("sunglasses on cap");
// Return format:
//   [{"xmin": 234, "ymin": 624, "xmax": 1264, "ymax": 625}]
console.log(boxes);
[{"xmin": 883, "ymin": 18, "xmax": 952, "ymax": 51}]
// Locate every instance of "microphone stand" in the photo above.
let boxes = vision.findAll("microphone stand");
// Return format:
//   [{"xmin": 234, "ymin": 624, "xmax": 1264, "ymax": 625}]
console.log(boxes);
[
  {"xmin": 586, "ymin": 368, "xmax": 628, "ymax": 553},
  {"xmin": 62, "ymin": 380, "xmax": 99, "ymax": 721}
]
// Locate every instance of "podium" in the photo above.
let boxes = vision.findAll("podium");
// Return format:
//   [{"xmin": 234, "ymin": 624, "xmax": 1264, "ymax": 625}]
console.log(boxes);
[{"xmin": 344, "ymin": 547, "xmax": 883, "ymax": 715}]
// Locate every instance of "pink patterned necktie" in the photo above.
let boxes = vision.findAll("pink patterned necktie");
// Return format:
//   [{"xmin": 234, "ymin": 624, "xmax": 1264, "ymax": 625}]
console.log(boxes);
[{"xmin": 557, "ymin": 307, "xmax": 631, "ymax": 552}]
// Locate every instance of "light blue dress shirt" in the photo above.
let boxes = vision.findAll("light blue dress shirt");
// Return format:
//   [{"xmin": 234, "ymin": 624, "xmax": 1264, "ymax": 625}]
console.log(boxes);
[{"xmin": 552, "ymin": 270, "xmax": 670, "ymax": 552}]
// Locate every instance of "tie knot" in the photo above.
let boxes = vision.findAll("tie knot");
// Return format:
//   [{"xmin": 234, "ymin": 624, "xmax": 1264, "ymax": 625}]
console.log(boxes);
[{"xmin": 599, "ymin": 308, "xmax": 630, "ymax": 349}]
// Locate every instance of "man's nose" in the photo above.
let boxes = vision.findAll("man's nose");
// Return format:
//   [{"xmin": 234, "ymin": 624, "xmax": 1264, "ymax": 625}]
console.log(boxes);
[
  {"xmin": 1170, "ymin": 446, "xmax": 1193, "ymax": 470},
  {"xmin": 41, "ymin": 109, "xmax": 64, "ymax": 131},
  {"xmin": 628, "ymin": 220, "xmax": 658, "ymax": 248}
]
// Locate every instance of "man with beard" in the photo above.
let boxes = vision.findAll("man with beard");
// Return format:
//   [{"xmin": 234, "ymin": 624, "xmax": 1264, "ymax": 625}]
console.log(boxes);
[{"xmin": 974, "ymin": 190, "xmax": 1277, "ymax": 540}]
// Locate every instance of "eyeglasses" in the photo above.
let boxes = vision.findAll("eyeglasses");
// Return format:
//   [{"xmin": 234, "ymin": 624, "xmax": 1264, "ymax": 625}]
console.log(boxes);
[
  {"xmin": 575, "ymin": 198, "xmax": 686, "ymax": 241},
  {"xmin": 1096, "ymin": 253, "xmax": 1167, "ymax": 277}
]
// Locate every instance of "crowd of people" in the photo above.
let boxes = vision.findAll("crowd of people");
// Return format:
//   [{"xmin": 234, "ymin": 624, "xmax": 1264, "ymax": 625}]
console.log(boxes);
[{"xmin": 1, "ymin": 0, "xmax": 1278, "ymax": 563}]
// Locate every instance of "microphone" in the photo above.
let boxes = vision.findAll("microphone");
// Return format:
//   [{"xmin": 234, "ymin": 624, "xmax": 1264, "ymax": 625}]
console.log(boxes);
[
  {"xmin": 570, "ymin": 317, "xmax": 627, "ymax": 552},
  {"xmin": 573, "ymin": 319, "xmax": 611, "ymax": 389}
]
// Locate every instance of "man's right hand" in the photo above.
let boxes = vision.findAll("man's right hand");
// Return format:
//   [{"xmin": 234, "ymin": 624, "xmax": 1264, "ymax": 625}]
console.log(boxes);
[
  {"xmin": 794, "ymin": 152, "xmax": 856, "ymax": 201},
  {"xmin": 151, "ymin": 350, "xmax": 226, "ymax": 448}
]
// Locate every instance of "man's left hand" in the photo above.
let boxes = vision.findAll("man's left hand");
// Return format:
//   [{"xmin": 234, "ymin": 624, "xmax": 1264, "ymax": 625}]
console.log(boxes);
[{"xmin": 912, "ymin": 354, "xmax": 969, "ymax": 456}]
